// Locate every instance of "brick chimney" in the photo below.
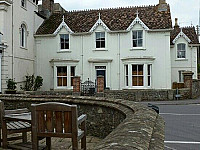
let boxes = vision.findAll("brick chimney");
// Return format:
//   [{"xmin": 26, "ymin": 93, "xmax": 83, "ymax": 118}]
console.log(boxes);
[
  {"xmin": 174, "ymin": 18, "xmax": 179, "ymax": 29},
  {"xmin": 41, "ymin": 0, "xmax": 54, "ymax": 18},
  {"xmin": 158, "ymin": 0, "xmax": 167, "ymax": 12}
]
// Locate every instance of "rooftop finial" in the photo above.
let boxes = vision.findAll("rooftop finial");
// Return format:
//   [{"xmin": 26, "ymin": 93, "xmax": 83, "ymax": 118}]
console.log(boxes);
[
  {"xmin": 135, "ymin": 9, "xmax": 139, "ymax": 18},
  {"xmin": 98, "ymin": 13, "xmax": 101, "ymax": 20},
  {"xmin": 62, "ymin": 15, "xmax": 65, "ymax": 22}
]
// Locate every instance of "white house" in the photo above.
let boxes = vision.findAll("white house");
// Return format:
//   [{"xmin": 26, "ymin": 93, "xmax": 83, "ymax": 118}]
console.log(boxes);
[
  {"xmin": 0, "ymin": 0, "xmax": 44, "ymax": 91},
  {"xmin": 35, "ymin": 0, "xmax": 184, "ymax": 91}
]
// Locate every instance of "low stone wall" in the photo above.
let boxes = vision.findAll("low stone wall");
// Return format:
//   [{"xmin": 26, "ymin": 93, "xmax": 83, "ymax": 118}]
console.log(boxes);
[
  {"xmin": 104, "ymin": 89, "xmax": 190, "ymax": 101},
  {"xmin": 0, "ymin": 94, "xmax": 165, "ymax": 149},
  {"xmin": 192, "ymin": 79, "xmax": 200, "ymax": 98}
]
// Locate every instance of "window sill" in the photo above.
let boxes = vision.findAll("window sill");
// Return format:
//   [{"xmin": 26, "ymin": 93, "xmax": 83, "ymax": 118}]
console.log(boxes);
[
  {"xmin": 93, "ymin": 48, "xmax": 108, "ymax": 51},
  {"xmin": 20, "ymin": 46, "xmax": 28, "ymax": 50},
  {"xmin": 57, "ymin": 50, "xmax": 72, "ymax": 53},
  {"xmin": 130, "ymin": 47, "xmax": 146, "ymax": 51},
  {"xmin": 175, "ymin": 58, "xmax": 188, "ymax": 61},
  {"xmin": 122, "ymin": 86, "xmax": 152, "ymax": 89},
  {"xmin": 21, "ymin": 6, "xmax": 27, "ymax": 11},
  {"xmin": 55, "ymin": 87, "xmax": 73, "ymax": 90}
]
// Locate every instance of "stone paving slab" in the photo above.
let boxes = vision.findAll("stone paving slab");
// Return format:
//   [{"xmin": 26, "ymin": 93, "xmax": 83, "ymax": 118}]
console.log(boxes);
[{"xmin": 0, "ymin": 132, "xmax": 101, "ymax": 150}]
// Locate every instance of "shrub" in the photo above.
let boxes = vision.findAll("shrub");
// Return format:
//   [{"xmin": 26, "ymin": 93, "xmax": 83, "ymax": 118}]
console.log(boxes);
[
  {"xmin": 21, "ymin": 75, "xmax": 43, "ymax": 91},
  {"xmin": 7, "ymin": 79, "xmax": 17, "ymax": 90}
]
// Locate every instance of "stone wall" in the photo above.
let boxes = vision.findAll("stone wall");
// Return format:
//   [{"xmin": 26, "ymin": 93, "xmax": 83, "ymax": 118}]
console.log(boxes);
[
  {"xmin": 104, "ymin": 89, "xmax": 190, "ymax": 101},
  {"xmin": 0, "ymin": 94, "xmax": 165, "ymax": 149},
  {"xmin": 192, "ymin": 79, "xmax": 200, "ymax": 98}
]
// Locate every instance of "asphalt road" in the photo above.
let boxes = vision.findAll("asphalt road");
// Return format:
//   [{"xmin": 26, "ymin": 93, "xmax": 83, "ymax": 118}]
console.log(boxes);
[{"xmin": 158, "ymin": 104, "xmax": 200, "ymax": 150}]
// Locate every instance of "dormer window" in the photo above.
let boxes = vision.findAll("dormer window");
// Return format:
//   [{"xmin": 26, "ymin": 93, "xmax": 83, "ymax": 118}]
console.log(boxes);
[
  {"xmin": 132, "ymin": 30, "xmax": 143, "ymax": 47},
  {"xmin": 177, "ymin": 43, "xmax": 186, "ymax": 58},
  {"xmin": 95, "ymin": 32, "xmax": 105, "ymax": 48},
  {"xmin": 60, "ymin": 34, "xmax": 69, "ymax": 50},
  {"xmin": 21, "ymin": 0, "xmax": 26, "ymax": 8}
]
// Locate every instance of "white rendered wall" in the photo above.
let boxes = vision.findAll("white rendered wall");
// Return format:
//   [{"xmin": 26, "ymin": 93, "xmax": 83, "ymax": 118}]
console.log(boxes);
[{"xmin": 36, "ymin": 23, "xmax": 172, "ymax": 91}]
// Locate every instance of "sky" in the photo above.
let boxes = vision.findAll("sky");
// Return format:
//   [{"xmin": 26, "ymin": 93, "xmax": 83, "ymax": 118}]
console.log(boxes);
[{"xmin": 52, "ymin": 0, "xmax": 199, "ymax": 28}]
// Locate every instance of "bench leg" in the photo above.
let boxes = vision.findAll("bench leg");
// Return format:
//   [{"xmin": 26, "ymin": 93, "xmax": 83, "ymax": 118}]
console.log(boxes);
[
  {"xmin": 22, "ymin": 132, "xmax": 27, "ymax": 143},
  {"xmin": 46, "ymin": 137, "xmax": 51, "ymax": 150},
  {"xmin": 72, "ymin": 137, "xmax": 78, "ymax": 150},
  {"xmin": 81, "ymin": 135, "xmax": 86, "ymax": 150},
  {"xmin": 2, "ymin": 122, "xmax": 8, "ymax": 148}
]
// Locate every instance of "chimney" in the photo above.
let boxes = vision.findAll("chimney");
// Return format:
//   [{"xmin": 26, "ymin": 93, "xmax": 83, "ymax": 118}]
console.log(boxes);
[
  {"xmin": 174, "ymin": 18, "xmax": 179, "ymax": 28},
  {"xmin": 41, "ymin": 0, "xmax": 54, "ymax": 18},
  {"xmin": 159, "ymin": 0, "xmax": 166, "ymax": 4},
  {"xmin": 158, "ymin": 0, "xmax": 167, "ymax": 12}
]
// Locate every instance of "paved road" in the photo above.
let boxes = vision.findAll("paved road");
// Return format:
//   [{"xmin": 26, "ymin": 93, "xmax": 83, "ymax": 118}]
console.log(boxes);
[
  {"xmin": 141, "ymin": 99, "xmax": 200, "ymax": 150},
  {"xmin": 159, "ymin": 104, "xmax": 200, "ymax": 150}
]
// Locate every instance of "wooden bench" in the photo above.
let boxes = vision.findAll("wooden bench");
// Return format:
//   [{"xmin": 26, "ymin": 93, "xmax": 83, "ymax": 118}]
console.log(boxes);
[
  {"xmin": 31, "ymin": 102, "xmax": 87, "ymax": 150},
  {"xmin": 0, "ymin": 101, "xmax": 31, "ymax": 148}
]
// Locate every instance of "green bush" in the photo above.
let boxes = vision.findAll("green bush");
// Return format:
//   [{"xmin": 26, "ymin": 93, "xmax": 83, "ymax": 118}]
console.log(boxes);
[
  {"xmin": 7, "ymin": 79, "xmax": 17, "ymax": 90},
  {"xmin": 21, "ymin": 75, "xmax": 43, "ymax": 91}
]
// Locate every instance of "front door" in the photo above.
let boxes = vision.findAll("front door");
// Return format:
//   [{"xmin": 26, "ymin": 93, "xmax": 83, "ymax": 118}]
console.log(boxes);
[{"xmin": 96, "ymin": 69, "xmax": 106, "ymax": 89}]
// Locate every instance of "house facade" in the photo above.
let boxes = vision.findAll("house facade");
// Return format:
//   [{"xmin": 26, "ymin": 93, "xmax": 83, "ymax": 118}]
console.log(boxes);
[
  {"xmin": 35, "ymin": 0, "xmax": 176, "ymax": 91},
  {"xmin": 0, "ymin": 0, "xmax": 44, "ymax": 91}
]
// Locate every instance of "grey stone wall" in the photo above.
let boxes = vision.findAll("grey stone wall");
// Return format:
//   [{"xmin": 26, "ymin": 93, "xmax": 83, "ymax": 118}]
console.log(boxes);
[
  {"xmin": 0, "ymin": 94, "xmax": 165, "ymax": 149},
  {"xmin": 192, "ymin": 79, "xmax": 200, "ymax": 98},
  {"xmin": 104, "ymin": 89, "xmax": 190, "ymax": 101}
]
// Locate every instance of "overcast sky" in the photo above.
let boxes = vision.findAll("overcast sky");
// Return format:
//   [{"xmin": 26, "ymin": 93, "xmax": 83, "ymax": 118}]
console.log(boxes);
[{"xmin": 53, "ymin": 0, "xmax": 199, "ymax": 27}]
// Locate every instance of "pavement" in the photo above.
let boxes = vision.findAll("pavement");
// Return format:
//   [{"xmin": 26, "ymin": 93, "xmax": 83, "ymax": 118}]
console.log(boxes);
[{"xmin": 140, "ymin": 98, "xmax": 200, "ymax": 106}]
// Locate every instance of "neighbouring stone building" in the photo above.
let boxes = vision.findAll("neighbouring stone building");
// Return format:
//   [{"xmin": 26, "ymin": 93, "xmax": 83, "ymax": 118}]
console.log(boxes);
[{"xmin": 35, "ymin": 0, "xmax": 199, "ymax": 91}]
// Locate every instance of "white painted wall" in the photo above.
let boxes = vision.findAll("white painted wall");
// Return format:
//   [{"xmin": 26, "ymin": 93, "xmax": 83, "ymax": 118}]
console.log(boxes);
[
  {"xmin": 35, "ymin": 23, "xmax": 172, "ymax": 91},
  {"xmin": 0, "ymin": 0, "xmax": 44, "ymax": 91},
  {"xmin": 171, "ymin": 37, "xmax": 198, "ymax": 83}
]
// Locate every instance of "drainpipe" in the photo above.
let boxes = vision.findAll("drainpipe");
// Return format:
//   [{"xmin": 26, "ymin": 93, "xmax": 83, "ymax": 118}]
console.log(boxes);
[
  {"xmin": 11, "ymin": 1, "xmax": 14, "ymax": 79},
  {"xmin": 118, "ymin": 33, "xmax": 121, "ymax": 90},
  {"xmin": 81, "ymin": 35, "xmax": 83, "ymax": 80}
]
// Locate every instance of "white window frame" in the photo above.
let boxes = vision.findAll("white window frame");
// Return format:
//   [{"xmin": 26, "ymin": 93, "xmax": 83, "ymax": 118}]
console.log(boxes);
[
  {"xmin": 20, "ymin": 24, "xmax": 27, "ymax": 49},
  {"xmin": 60, "ymin": 34, "xmax": 70, "ymax": 51},
  {"xmin": 54, "ymin": 64, "xmax": 76, "ymax": 89},
  {"xmin": 132, "ymin": 30, "xmax": 143, "ymax": 48},
  {"xmin": 177, "ymin": 43, "xmax": 186, "ymax": 59},
  {"xmin": 124, "ymin": 63, "xmax": 152, "ymax": 89},
  {"xmin": 93, "ymin": 31, "xmax": 107, "ymax": 51}
]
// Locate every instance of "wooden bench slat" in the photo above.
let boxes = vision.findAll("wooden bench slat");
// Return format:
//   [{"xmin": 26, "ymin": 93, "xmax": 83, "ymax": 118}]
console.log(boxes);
[
  {"xmin": 55, "ymin": 111, "xmax": 63, "ymax": 133},
  {"xmin": 64, "ymin": 112, "xmax": 72, "ymax": 133}
]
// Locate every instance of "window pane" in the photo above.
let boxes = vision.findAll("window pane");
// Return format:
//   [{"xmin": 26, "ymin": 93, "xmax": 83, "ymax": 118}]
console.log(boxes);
[
  {"xmin": 65, "ymin": 34, "xmax": 69, "ymax": 41},
  {"xmin": 60, "ymin": 35, "xmax": 64, "ymax": 43},
  {"xmin": 132, "ymin": 65, "xmax": 137, "ymax": 75},
  {"xmin": 57, "ymin": 67, "xmax": 67, "ymax": 76},
  {"xmin": 125, "ymin": 65, "xmax": 128, "ymax": 75},
  {"xmin": 65, "ymin": 43, "xmax": 69, "ymax": 49},
  {"xmin": 126, "ymin": 76, "xmax": 128, "ymax": 86},
  {"xmin": 138, "ymin": 31, "xmax": 143, "ymax": 38},
  {"xmin": 132, "ymin": 77, "xmax": 137, "ymax": 86},
  {"xmin": 138, "ymin": 77, "xmax": 143, "ymax": 86},
  {"xmin": 63, "ymin": 77, "xmax": 67, "ymax": 86},
  {"xmin": 57, "ymin": 77, "xmax": 62, "ymax": 86},
  {"xmin": 101, "ymin": 32, "xmax": 105, "ymax": 38},
  {"xmin": 132, "ymin": 31, "xmax": 137, "ymax": 39},
  {"xmin": 61, "ymin": 43, "xmax": 65, "ymax": 49},
  {"xmin": 101, "ymin": 41, "xmax": 105, "ymax": 48},
  {"xmin": 138, "ymin": 65, "xmax": 143, "ymax": 75},
  {"xmin": 133, "ymin": 40, "xmax": 137, "ymax": 47},
  {"xmin": 96, "ymin": 32, "xmax": 100, "ymax": 40},
  {"xmin": 71, "ymin": 66, "xmax": 75, "ymax": 76},
  {"xmin": 96, "ymin": 41, "xmax": 101, "ymax": 48},
  {"xmin": 148, "ymin": 65, "xmax": 151, "ymax": 75},
  {"xmin": 148, "ymin": 76, "xmax": 151, "ymax": 86},
  {"xmin": 182, "ymin": 44, "xmax": 185, "ymax": 50},
  {"xmin": 138, "ymin": 39, "xmax": 143, "ymax": 47}
]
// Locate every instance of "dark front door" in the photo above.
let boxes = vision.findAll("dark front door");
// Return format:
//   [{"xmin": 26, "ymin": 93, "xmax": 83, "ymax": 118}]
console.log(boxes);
[{"xmin": 97, "ymin": 70, "xmax": 106, "ymax": 89}]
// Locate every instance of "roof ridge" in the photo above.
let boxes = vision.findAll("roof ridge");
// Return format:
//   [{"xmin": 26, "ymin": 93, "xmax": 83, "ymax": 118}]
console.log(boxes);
[{"xmin": 66, "ymin": 4, "xmax": 156, "ymax": 13}]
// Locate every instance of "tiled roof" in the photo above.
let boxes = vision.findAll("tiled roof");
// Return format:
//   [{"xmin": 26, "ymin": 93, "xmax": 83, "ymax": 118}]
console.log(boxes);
[
  {"xmin": 36, "ymin": 4, "xmax": 172, "ymax": 35},
  {"xmin": 170, "ymin": 27, "xmax": 199, "ymax": 45}
]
